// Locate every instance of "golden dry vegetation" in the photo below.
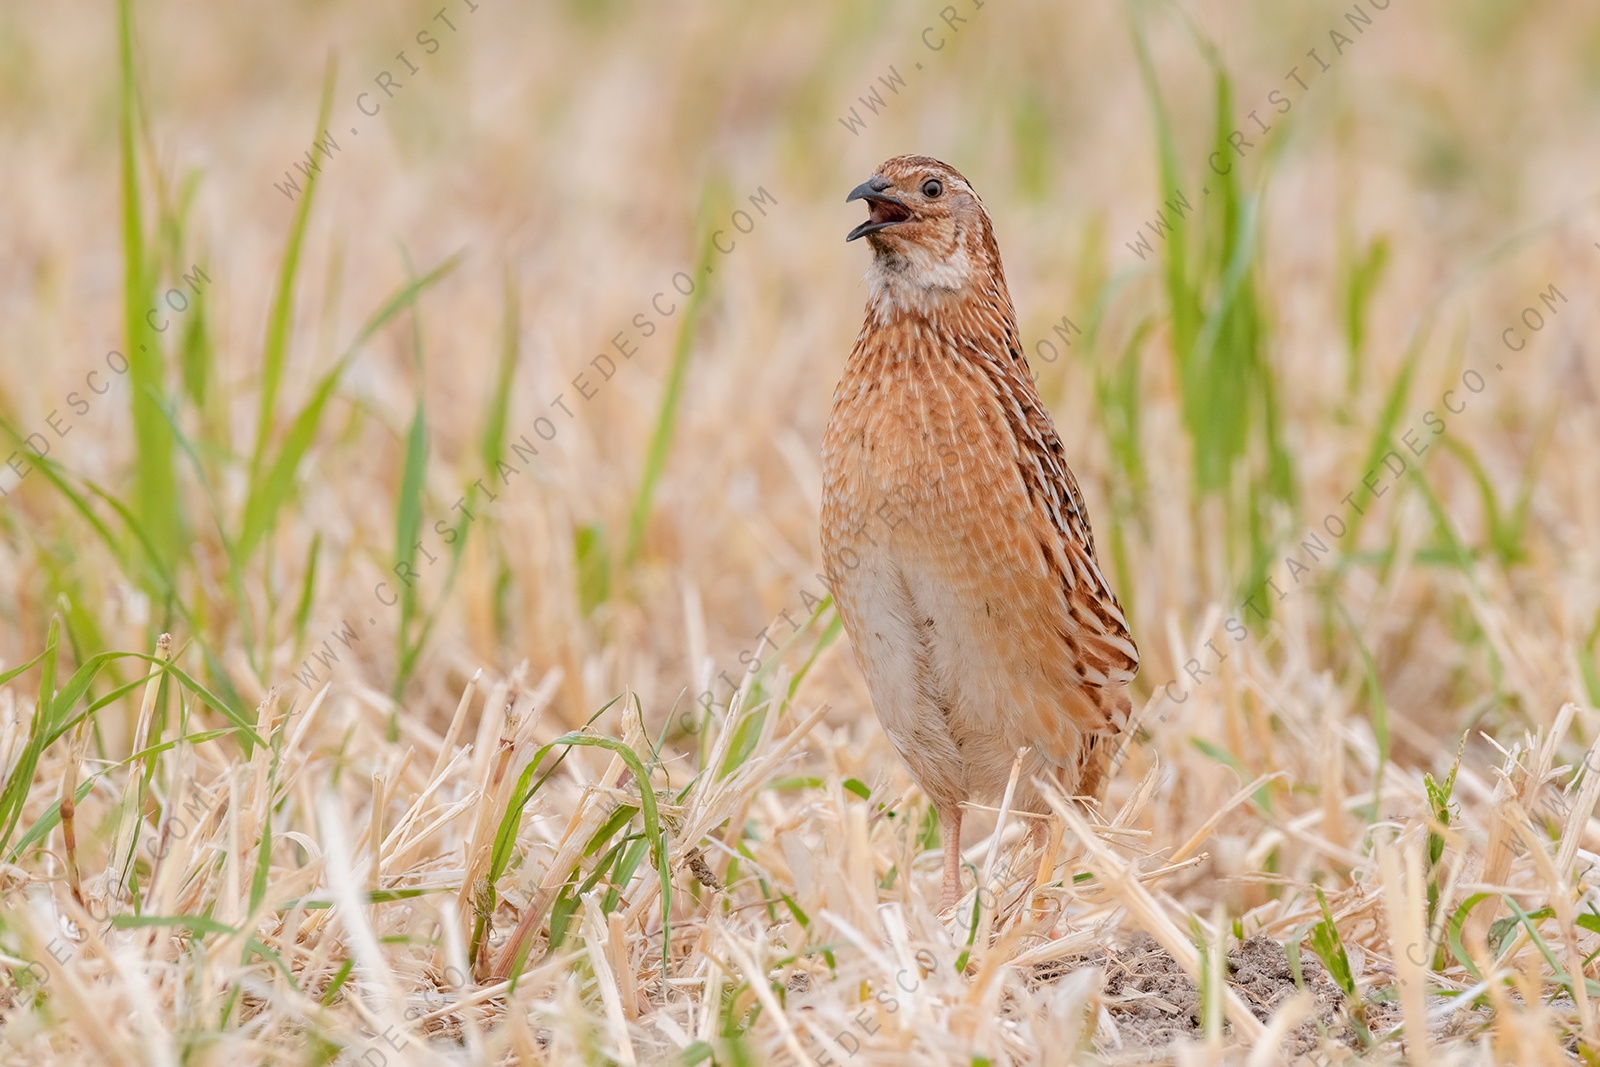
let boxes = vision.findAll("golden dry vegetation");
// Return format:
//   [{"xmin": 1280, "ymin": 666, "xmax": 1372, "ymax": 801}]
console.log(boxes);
[{"xmin": 2, "ymin": 0, "xmax": 1600, "ymax": 1063}]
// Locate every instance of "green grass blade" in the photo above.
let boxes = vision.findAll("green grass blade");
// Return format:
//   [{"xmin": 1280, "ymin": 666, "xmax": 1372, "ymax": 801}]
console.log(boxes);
[
  {"xmin": 251, "ymin": 62, "xmax": 336, "ymax": 489},
  {"xmin": 1335, "ymin": 602, "xmax": 1391, "ymax": 808},
  {"xmin": 1342, "ymin": 235, "xmax": 1391, "ymax": 397},
  {"xmin": 574, "ymin": 522, "xmax": 610, "ymax": 618},
  {"xmin": 0, "ymin": 621, "xmax": 58, "ymax": 855},
  {"xmin": 250, "ymin": 809, "xmax": 273, "ymax": 916},
  {"xmin": 117, "ymin": 0, "xmax": 182, "ymax": 579},
  {"xmin": 390, "ymin": 392, "xmax": 428, "ymax": 710},
  {"xmin": 236, "ymin": 255, "xmax": 458, "ymax": 565},
  {"xmin": 343, "ymin": 254, "xmax": 462, "ymax": 356},
  {"xmin": 291, "ymin": 532, "xmax": 322, "ymax": 658},
  {"xmin": 1128, "ymin": 6, "xmax": 1197, "ymax": 354},
  {"xmin": 43, "ymin": 650, "xmax": 263, "ymax": 752},
  {"xmin": 1306, "ymin": 887, "xmax": 1356, "ymax": 997},
  {"xmin": 1583, "ymin": 613, "xmax": 1600, "ymax": 707},
  {"xmin": 624, "ymin": 226, "xmax": 715, "ymax": 567},
  {"xmin": 236, "ymin": 361, "xmax": 344, "ymax": 563},
  {"xmin": 1343, "ymin": 332, "xmax": 1426, "ymax": 548},
  {"xmin": 0, "ymin": 419, "xmax": 134, "ymax": 572},
  {"xmin": 5, "ymin": 723, "xmax": 233, "ymax": 864},
  {"xmin": 481, "ymin": 271, "xmax": 520, "ymax": 476},
  {"xmin": 486, "ymin": 695, "xmax": 626, "ymax": 885},
  {"xmin": 0, "ymin": 645, "xmax": 49, "ymax": 691},
  {"xmin": 532, "ymin": 733, "xmax": 674, "ymax": 973}
]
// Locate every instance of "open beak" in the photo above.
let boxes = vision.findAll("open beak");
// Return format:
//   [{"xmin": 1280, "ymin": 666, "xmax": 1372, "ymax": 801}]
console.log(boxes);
[{"xmin": 846, "ymin": 177, "xmax": 912, "ymax": 242}]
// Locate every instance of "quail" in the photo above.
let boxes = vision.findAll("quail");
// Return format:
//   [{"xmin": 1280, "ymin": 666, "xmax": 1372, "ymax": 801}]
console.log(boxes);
[{"xmin": 821, "ymin": 155, "xmax": 1139, "ymax": 909}]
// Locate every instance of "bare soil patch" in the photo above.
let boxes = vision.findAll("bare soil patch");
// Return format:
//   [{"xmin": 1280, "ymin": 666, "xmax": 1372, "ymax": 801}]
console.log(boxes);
[{"xmin": 1051, "ymin": 933, "xmax": 1349, "ymax": 1055}]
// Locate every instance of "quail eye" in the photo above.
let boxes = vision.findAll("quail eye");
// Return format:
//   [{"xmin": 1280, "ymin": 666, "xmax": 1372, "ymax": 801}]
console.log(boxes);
[{"xmin": 921, "ymin": 178, "xmax": 944, "ymax": 198}]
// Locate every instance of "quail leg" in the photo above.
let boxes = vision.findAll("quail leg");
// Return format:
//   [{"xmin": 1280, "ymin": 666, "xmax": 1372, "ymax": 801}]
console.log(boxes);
[{"xmin": 938, "ymin": 805, "xmax": 963, "ymax": 911}]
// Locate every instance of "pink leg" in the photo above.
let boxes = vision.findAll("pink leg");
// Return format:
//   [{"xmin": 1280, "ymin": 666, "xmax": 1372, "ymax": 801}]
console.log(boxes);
[{"xmin": 938, "ymin": 806, "xmax": 963, "ymax": 911}]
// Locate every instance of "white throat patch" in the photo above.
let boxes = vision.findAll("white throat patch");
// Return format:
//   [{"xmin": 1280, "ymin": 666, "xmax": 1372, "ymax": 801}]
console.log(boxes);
[{"xmin": 865, "ymin": 236, "xmax": 978, "ymax": 325}]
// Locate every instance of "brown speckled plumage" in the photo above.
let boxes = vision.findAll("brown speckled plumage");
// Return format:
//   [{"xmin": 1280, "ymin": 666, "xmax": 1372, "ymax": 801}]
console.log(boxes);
[{"xmin": 820, "ymin": 155, "xmax": 1139, "ymax": 909}]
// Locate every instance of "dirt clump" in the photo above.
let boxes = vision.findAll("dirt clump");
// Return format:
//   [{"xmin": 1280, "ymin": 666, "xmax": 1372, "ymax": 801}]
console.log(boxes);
[{"xmin": 1040, "ymin": 933, "xmax": 1347, "ymax": 1055}]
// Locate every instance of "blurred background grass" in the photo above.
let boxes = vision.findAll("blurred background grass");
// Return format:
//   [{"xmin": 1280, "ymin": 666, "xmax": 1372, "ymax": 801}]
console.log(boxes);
[{"xmin": 1, "ymin": 0, "xmax": 1595, "ymax": 755}]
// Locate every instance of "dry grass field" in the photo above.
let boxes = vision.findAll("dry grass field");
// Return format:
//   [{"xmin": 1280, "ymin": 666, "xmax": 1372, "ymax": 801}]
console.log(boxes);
[{"xmin": 2, "ymin": 0, "xmax": 1600, "ymax": 1062}]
